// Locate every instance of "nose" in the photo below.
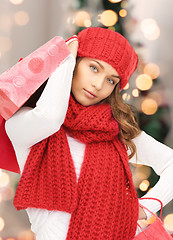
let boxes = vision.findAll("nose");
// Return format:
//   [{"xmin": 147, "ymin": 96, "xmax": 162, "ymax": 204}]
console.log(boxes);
[{"xmin": 91, "ymin": 77, "xmax": 104, "ymax": 90}]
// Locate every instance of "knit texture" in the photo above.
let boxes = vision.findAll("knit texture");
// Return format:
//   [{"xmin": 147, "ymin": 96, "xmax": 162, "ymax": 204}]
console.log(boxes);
[
  {"xmin": 77, "ymin": 27, "xmax": 138, "ymax": 90},
  {"xmin": 14, "ymin": 95, "xmax": 139, "ymax": 239}
]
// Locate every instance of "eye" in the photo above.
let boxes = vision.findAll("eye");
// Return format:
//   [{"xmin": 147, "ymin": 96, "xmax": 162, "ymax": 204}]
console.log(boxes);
[
  {"xmin": 107, "ymin": 78, "xmax": 115, "ymax": 85},
  {"xmin": 90, "ymin": 65, "xmax": 98, "ymax": 73}
]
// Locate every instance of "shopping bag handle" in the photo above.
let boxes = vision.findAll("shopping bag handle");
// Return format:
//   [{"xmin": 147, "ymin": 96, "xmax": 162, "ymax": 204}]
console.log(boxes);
[
  {"xmin": 65, "ymin": 35, "xmax": 78, "ymax": 45},
  {"xmin": 137, "ymin": 197, "xmax": 163, "ymax": 235},
  {"xmin": 139, "ymin": 197, "xmax": 163, "ymax": 219}
]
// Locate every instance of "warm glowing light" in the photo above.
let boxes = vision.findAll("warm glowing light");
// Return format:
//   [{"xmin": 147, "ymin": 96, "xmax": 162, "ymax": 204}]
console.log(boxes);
[
  {"xmin": 122, "ymin": 93, "xmax": 130, "ymax": 101},
  {"xmin": 84, "ymin": 19, "xmax": 92, "ymax": 27},
  {"xmin": 14, "ymin": 11, "xmax": 29, "ymax": 26},
  {"xmin": 123, "ymin": 83, "xmax": 129, "ymax": 90},
  {"xmin": 134, "ymin": 166, "xmax": 151, "ymax": 181},
  {"xmin": 141, "ymin": 98, "xmax": 158, "ymax": 115},
  {"xmin": 98, "ymin": 10, "xmax": 118, "ymax": 27},
  {"xmin": 141, "ymin": 18, "xmax": 160, "ymax": 40},
  {"xmin": 0, "ymin": 194, "xmax": 2, "ymax": 202},
  {"xmin": 18, "ymin": 229, "xmax": 35, "ymax": 240},
  {"xmin": 147, "ymin": 92, "xmax": 162, "ymax": 105},
  {"xmin": 143, "ymin": 63, "xmax": 160, "ymax": 79},
  {"xmin": 6, "ymin": 238, "xmax": 16, "ymax": 240},
  {"xmin": 139, "ymin": 179, "xmax": 150, "ymax": 191},
  {"xmin": 136, "ymin": 74, "xmax": 153, "ymax": 91},
  {"xmin": 9, "ymin": 0, "xmax": 23, "ymax": 4},
  {"xmin": 108, "ymin": 0, "xmax": 122, "ymax": 2},
  {"xmin": 73, "ymin": 11, "xmax": 91, "ymax": 27},
  {"xmin": 132, "ymin": 89, "xmax": 139, "ymax": 97},
  {"xmin": 0, "ymin": 217, "xmax": 5, "ymax": 232},
  {"xmin": 121, "ymin": 1, "xmax": 128, "ymax": 8},
  {"xmin": 0, "ymin": 169, "xmax": 2, "ymax": 177},
  {"xmin": 164, "ymin": 214, "xmax": 173, "ymax": 231},
  {"xmin": 1, "ymin": 186, "xmax": 15, "ymax": 201},
  {"xmin": 0, "ymin": 172, "xmax": 10, "ymax": 187},
  {"xmin": 0, "ymin": 36, "xmax": 12, "ymax": 52},
  {"xmin": 119, "ymin": 9, "xmax": 127, "ymax": 17},
  {"xmin": 146, "ymin": 213, "xmax": 157, "ymax": 224}
]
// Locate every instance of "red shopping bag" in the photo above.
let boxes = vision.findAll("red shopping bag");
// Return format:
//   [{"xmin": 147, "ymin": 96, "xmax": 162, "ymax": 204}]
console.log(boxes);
[
  {"xmin": 0, "ymin": 115, "xmax": 20, "ymax": 173},
  {"xmin": 134, "ymin": 198, "xmax": 172, "ymax": 239}
]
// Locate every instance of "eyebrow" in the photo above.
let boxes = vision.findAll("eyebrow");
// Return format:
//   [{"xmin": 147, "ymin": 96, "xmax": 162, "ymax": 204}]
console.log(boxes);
[{"xmin": 92, "ymin": 60, "xmax": 121, "ymax": 79}]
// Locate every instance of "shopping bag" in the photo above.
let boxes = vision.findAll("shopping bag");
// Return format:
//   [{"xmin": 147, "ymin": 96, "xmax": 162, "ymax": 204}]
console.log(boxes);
[
  {"xmin": 0, "ymin": 115, "xmax": 20, "ymax": 173},
  {"xmin": 0, "ymin": 36, "xmax": 70, "ymax": 120},
  {"xmin": 0, "ymin": 36, "xmax": 73, "ymax": 173},
  {"xmin": 134, "ymin": 198, "xmax": 172, "ymax": 239}
]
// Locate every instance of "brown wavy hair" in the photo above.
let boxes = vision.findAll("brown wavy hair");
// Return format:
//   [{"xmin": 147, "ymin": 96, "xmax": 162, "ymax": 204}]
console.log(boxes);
[{"xmin": 105, "ymin": 83, "xmax": 141, "ymax": 160}]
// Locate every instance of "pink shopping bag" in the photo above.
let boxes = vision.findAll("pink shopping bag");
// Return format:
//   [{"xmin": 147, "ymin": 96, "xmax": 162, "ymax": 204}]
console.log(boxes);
[
  {"xmin": 0, "ymin": 36, "xmax": 72, "ymax": 173},
  {"xmin": 0, "ymin": 36, "xmax": 70, "ymax": 120}
]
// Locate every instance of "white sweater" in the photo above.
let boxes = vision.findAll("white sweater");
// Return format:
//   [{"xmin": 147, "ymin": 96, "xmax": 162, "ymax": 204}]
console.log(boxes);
[{"xmin": 5, "ymin": 54, "xmax": 173, "ymax": 240}]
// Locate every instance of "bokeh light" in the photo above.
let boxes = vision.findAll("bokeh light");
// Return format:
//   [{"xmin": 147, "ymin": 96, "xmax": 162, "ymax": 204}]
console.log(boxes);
[
  {"xmin": 14, "ymin": 11, "xmax": 29, "ymax": 26},
  {"xmin": 139, "ymin": 179, "xmax": 150, "ymax": 191},
  {"xmin": 9, "ymin": 0, "xmax": 24, "ymax": 4},
  {"xmin": 0, "ymin": 36, "xmax": 12, "ymax": 52},
  {"xmin": 18, "ymin": 229, "xmax": 35, "ymax": 240},
  {"xmin": 121, "ymin": 1, "xmax": 128, "ymax": 8},
  {"xmin": 123, "ymin": 83, "xmax": 129, "ymax": 90},
  {"xmin": 0, "ymin": 217, "xmax": 5, "ymax": 232},
  {"xmin": 0, "ymin": 172, "xmax": 10, "ymax": 187},
  {"xmin": 141, "ymin": 18, "xmax": 160, "ymax": 40},
  {"xmin": 108, "ymin": 0, "xmax": 122, "ymax": 3},
  {"xmin": 132, "ymin": 89, "xmax": 139, "ymax": 97},
  {"xmin": 143, "ymin": 63, "xmax": 160, "ymax": 79},
  {"xmin": 73, "ymin": 11, "xmax": 91, "ymax": 27},
  {"xmin": 147, "ymin": 91, "xmax": 162, "ymax": 105},
  {"xmin": 136, "ymin": 74, "xmax": 153, "ymax": 91},
  {"xmin": 122, "ymin": 93, "xmax": 130, "ymax": 101},
  {"xmin": 84, "ymin": 19, "xmax": 92, "ymax": 27},
  {"xmin": 98, "ymin": 10, "xmax": 118, "ymax": 27},
  {"xmin": 141, "ymin": 98, "xmax": 158, "ymax": 115},
  {"xmin": 164, "ymin": 214, "xmax": 173, "ymax": 232},
  {"xmin": 1, "ymin": 186, "xmax": 15, "ymax": 201},
  {"xmin": 146, "ymin": 213, "xmax": 157, "ymax": 225},
  {"xmin": 119, "ymin": 9, "xmax": 127, "ymax": 18},
  {"xmin": 133, "ymin": 165, "xmax": 151, "ymax": 188}
]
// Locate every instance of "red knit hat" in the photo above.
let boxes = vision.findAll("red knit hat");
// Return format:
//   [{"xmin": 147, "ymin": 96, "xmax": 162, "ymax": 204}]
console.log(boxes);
[{"xmin": 77, "ymin": 27, "xmax": 138, "ymax": 90}]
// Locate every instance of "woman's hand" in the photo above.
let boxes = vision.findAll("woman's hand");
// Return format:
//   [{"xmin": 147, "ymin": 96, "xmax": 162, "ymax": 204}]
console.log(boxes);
[
  {"xmin": 139, "ymin": 206, "xmax": 147, "ymax": 220},
  {"xmin": 67, "ymin": 38, "xmax": 78, "ymax": 58}
]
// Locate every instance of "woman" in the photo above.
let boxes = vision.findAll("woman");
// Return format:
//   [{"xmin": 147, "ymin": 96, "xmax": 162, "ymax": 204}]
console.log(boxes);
[{"xmin": 5, "ymin": 27, "xmax": 173, "ymax": 239}]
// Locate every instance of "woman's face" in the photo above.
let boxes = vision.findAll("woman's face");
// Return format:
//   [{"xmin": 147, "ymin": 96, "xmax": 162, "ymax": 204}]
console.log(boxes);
[{"xmin": 71, "ymin": 57, "xmax": 120, "ymax": 106}]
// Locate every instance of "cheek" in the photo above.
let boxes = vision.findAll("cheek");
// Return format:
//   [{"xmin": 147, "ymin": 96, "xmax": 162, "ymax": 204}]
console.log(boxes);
[{"xmin": 101, "ymin": 84, "xmax": 115, "ymax": 98}]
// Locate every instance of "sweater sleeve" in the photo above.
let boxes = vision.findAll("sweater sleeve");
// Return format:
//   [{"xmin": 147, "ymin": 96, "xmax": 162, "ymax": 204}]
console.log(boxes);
[
  {"xmin": 129, "ymin": 131, "xmax": 173, "ymax": 219},
  {"xmin": 5, "ymin": 54, "xmax": 76, "ymax": 148}
]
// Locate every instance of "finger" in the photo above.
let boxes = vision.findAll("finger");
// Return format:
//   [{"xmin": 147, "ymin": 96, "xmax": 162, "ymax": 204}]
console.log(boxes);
[
  {"xmin": 67, "ymin": 40, "xmax": 78, "ymax": 58},
  {"xmin": 65, "ymin": 35, "xmax": 78, "ymax": 45}
]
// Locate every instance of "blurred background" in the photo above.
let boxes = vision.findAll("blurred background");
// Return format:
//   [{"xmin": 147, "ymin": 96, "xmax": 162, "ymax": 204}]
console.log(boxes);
[{"xmin": 0, "ymin": 0, "xmax": 173, "ymax": 239}]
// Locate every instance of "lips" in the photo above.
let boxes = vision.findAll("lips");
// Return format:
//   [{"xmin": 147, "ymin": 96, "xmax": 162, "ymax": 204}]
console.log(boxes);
[{"xmin": 83, "ymin": 89, "xmax": 97, "ymax": 99}]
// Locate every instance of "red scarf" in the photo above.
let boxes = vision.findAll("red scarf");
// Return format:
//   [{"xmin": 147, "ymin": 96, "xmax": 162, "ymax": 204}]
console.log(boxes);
[{"xmin": 14, "ymin": 95, "xmax": 139, "ymax": 239}]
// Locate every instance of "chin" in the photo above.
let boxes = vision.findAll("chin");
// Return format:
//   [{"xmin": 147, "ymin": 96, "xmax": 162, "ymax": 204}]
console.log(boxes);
[{"xmin": 72, "ymin": 92, "xmax": 101, "ymax": 107}]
